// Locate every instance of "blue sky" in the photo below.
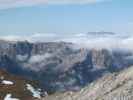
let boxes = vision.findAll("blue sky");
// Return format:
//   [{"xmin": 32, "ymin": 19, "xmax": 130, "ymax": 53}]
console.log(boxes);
[{"xmin": 0, "ymin": 0, "xmax": 133, "ymax": 36}]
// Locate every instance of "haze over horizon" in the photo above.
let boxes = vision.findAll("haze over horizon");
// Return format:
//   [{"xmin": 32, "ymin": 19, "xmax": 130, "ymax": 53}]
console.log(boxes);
[{"xmin": 0, "ymin": 0, "xmax": 133, "ymax": 36}]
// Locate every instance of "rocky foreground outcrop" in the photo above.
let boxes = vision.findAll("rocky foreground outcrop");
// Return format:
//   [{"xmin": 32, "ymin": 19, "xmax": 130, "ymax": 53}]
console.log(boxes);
[
  {"xmin": 43, "ymin": 66, "xmax": 133, "ymax": 100},
  {"xmin": 0, "ymin": 69, "xmax": 44, "ymax": 100}
]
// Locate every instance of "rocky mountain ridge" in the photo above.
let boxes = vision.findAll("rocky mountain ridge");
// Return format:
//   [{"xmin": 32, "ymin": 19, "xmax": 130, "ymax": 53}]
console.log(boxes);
[
  {"xmin": 0, "ymin": 40, "xmax": 133, "ymax": 93},
  {"xmin": 43, "ymin": 66, "xmax": 133, "ymax": 100}
]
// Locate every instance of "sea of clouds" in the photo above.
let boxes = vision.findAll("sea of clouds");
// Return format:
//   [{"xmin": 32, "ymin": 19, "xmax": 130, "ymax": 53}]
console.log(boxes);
[{"xmin": 0, "ymin": 32, "xmax": 133, "ymax": 51}]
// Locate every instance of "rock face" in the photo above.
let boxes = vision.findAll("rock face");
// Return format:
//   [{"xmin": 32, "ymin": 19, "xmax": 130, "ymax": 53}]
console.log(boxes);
[
  {"xmin": 0, "ymin": 69, "xmax": 43, "ymax": 100},
  {"xmin": 0, "ymin": 40, "xmax": 133, "ymax": 92},
  {"xmin": 43, "ymin": 66, "xmax": 133, "ymax": 100}
]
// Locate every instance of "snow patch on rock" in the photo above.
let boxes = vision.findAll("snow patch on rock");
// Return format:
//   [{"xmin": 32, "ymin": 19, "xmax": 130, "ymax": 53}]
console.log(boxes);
[
  {"xmin": 4, "ymin": 94, "xmax": 19, "ymax": 100},
  {"xmin": 1, "ymin": 80, "xmax": 14, "ymax": 85},
  {"xmin": 26, "ymin": 84, "xmax": 41, "ymax": 99}
]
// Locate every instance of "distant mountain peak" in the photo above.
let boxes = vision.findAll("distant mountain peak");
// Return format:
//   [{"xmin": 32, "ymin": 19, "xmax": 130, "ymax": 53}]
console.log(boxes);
[{"xmin": 87, "ymin": 31, "xmax": 116, "ymax": 35}]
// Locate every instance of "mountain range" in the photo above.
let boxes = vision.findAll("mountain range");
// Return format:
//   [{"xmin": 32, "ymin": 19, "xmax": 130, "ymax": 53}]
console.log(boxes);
[{"xmin": 0, "ymin": 40, "xmax": 133, "ymax": 95}]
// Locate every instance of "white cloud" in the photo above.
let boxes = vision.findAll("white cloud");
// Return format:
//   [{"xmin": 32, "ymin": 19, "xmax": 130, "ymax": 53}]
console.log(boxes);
[
  {"xmin": 0, "ymin": 0, "xmax": 108, "ymax": 9},
  {"xmin": 1, "ymin": 32, "xmax": 133, "ymax": 51},
  {"xmin": 0, "ymin": 35, "xmax": 27, "ymax": 41},
  {"xmin": 47, "ymin": 0, "xmax": 104, "ymax": 4},
  {"xmin": 0, "ymin": 0, "xmax": 47, "ymax": 9},
  {"xmin": 16, "ymin": 54, "xmax": 29, "ymax": 62},
  {"xmin": 29, "ymin": 53, "xmax": 52, "ymax": 63}
]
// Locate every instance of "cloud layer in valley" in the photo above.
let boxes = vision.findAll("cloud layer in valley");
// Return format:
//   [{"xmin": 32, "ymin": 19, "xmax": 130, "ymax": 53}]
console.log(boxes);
[
  {"xmin": 0, "ymin": 0, "xmax": 108, "ymax": 9},
  {"xmin": 0, "ymin": 32, "xmax": 133, "ymax": 51}
]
